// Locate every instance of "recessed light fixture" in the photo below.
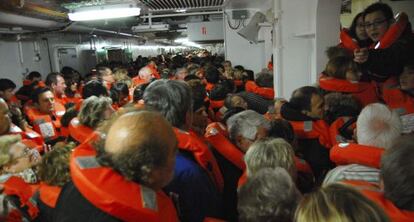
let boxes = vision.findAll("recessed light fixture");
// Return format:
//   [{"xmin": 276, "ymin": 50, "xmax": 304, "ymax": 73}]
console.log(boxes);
[{"xmin": 68, "ymin": 4, "xmax": 141, "ymax": 21}]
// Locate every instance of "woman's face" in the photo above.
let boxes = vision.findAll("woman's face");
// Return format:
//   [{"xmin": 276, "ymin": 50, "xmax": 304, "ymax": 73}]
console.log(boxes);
[
  {"xmin": 355, "ymin": 16, "xmax": 368, "ymax": 41},
  {"xmin": 4, "ymin": 142, "xmax": 41, "ymax": 174}
]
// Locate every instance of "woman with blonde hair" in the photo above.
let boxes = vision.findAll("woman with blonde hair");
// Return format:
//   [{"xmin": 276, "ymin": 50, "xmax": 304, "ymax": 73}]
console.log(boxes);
[
  {"xmin": 0, "ymin": 134, "xmax": 41, "ymax": 183},
  {"xmin": 295, "ymin": 183, "xmax": 389, "ymax": 222}
]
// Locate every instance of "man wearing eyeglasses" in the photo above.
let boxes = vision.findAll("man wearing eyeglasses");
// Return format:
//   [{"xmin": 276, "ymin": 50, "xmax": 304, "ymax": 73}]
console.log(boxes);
[{"xmin": 354, "ymin": 3, "xmax": 414, "ymax": 82}]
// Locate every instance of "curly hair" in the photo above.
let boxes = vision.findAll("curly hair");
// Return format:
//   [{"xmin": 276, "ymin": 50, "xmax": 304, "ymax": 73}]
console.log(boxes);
[
  {"xmin": 78, "ymin": 96, "xmax": 113, "ymax": 129},
  {"xmin": 37, "ymin": 142, "xmax": 74, "ymax": 186},
  {"xmin": 0, "ymin": 134, "xmax": 21, "ymax": 169}
]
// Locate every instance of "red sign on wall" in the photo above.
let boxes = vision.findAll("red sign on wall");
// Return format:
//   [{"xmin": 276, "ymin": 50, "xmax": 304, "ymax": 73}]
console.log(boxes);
[{"xmin": 201, "ymin": 26, "xmax": 207, "ymax": 35}]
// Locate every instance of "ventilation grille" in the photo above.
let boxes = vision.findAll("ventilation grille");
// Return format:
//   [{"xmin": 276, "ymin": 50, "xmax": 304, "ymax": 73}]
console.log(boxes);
[{"xmin": 140, "ymin": 0, "xmax": 225, "ymax": 11}]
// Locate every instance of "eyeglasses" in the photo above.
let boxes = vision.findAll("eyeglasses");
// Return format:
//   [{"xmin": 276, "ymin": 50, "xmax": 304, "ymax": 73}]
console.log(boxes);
[{"xmin": 365, "ymin": 19, "xmax": 388, "ymax": 29}]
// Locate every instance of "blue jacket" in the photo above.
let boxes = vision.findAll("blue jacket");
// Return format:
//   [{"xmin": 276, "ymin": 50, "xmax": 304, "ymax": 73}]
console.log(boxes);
[{"xmin": 164, "ymin": 151, "xmax": 223, "ymax": 222}]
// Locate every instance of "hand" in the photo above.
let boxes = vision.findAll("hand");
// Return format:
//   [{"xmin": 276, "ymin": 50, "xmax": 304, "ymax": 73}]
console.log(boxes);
[{"xmin": 353, "ymin": 48, "xmax": 369, "ymax": 64}]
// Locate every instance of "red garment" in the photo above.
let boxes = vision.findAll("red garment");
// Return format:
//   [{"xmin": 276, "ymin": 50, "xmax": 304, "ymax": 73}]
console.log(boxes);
[
  {"xmin": 205, "ymin": 83, "xmax": 215, "ymax": 92},
  {"xmin": 382, "ymin": 78, "xmax": 414, "ymax": 115},
  {"xmin": 330, "ymin": 143, "xmax": 384, "ymax": 169},
  {"xmin": 2, "ymin": 176, "xmax": 39, "ymax": 220},
  {"xmin": 174, "ymin": 128, "xmax": 224, "ymax": 192},
  {"xmin": 70, "ymin": 143, "xmax": 179, "ymax": 222},
  {"xmin": 343, "ymin": 180, "xmax": 414, "ymax": 222},
  {"xmin": 9, "ymin": 124, "xmax": 44, "ymax": 152},
  {"xmin": 68, "ymin": 117, "xmax": 96, "ymax": 144},
  {"xmin": 38, "ymin": 183, "xmax": 62, "ymax": 208},
  {"xmin": 204, "ymin": 122, "xmax": 245, "ymax": 170},
  {"xmin": 329, "ymin": 117, "xmax": 356, "ymax": 145},
  {"xmin": 245, "ymin": 80, "xmax": 274, "ymax": 99},
  {"xmin": 319, "ymin": 75, "xmax": 379, "ymax": 106},
  {"xmin": 289, "ymin": 119, "xmax": 332, "ymax": 148},
  {"xmin": 25, "ymin": 102, "xmax": 66, "ymax": 140}
]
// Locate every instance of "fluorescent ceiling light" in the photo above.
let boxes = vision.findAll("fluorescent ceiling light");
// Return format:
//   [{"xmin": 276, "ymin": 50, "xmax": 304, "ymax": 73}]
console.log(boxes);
[{"xmin": 68, "ymin": 4, "xmax": 140, "ymax": 21}]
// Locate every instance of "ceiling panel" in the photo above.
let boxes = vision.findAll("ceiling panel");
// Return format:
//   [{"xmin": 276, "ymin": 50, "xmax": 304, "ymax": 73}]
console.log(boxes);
[{"xmin": 140, "ymin": 0, "xmax": 225, "ymax": 11}]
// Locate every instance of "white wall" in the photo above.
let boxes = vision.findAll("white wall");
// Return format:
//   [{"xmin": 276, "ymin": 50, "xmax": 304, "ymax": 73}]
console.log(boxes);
[
  {"xmin": 272, "ymin": 0, "xmax": 342, "ymax": 99},
  {"xmin": 224, "ymin": 9, "xmax": 266, "ymax": 74},
  {"xmin": 0, "ymin": 39, "xmax": 51, "ymax": 88}
]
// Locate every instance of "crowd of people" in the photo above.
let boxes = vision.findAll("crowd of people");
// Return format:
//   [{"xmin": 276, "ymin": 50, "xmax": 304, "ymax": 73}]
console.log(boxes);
[{"xmin": 0, "ymin": 2, "xmax": 413, "ymax": 222}]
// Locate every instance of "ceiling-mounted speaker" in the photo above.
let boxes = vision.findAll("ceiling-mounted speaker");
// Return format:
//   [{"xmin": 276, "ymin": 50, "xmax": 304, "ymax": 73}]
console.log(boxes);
[{"xmin": 237, "ymin": 11, "xmax": 266, "ymax": 44}]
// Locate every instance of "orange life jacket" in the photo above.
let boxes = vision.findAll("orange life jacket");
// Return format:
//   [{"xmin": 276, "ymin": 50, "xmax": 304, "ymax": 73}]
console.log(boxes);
[
  {"xmin": 174, "ymin": 128, "xmax": 224, "ymax": 192},
  {"xmin": 204, "ymin": 122, "xmax": 245, "ymax": 170},
  {"xmin": 25, "ymin": 102, "xmax": 66, "ymax": 140},
  {"xmin": 38, "ymin": 183, "xmax": 62, "ymax": 208},
  {"xmin": 245, "ymin": 80, "xmax": 274, "ymax": 99},
  {"xmin": 234, "ymin": 80, "xmax": 244, "ymax": 87},
  {"xmin": 205, "ymin": 83, "xmax": 215, "ymax": 92},
  {"xmin": 132, "ymin": 77, "xmax": 149, "ymax": 88},
  {"xmin": 343, "ymin": 180, "xmax": 414, "ymax": 222},
  {"xmin": 373, "ymin": 12, "xmax": 409, "ymax": 50},
  {"xmin": 319, "ymin": 75, "xmax": 379, "ymax": 106},
  {"xmin": 330, "ymin": 143, "xmax": 384, "ymax": 169},
  {"xmin": 288, "ymin": 119, "xmax": 332, "ymax": 148},
  {"xmin": 382, "ymin": 79, "xmax": 414, "ymax": 115},
  {"xmin": 9, "ymin": 124, "xmax": 44, "ymax": 152},
  {"xmin": 339, "ymin": 28, "xmax": 359, "ymax": 52},
  {"xmin": 70, "ymin": 143, "xmax": 179, "ymax": 222},
  {"xmin": 238, "ymin": 171, "xmax": 248, "ymax": 188},
  {"xmin": 148, "ymin": 64, "xmax": 161, "ymax": 79},
  {"xmin": 2, "ymin": 176, "xmax": 39, "ymax": 220},
  {"xmin": 295, "ymin": 156, "xmax": 313, "ymax": 174},
  {"xmin": 68, "ymin": 117, "xmax": 95, "ymax": 144},
  {"xmin": 209, "ymin": 99, "xmax": 224, "ymax": 110},
  {"xmin": 329, "ymin": 117, "xmax": 356, "ymax": 145},
  {"xmin": 63, "ymin": 95, "xmax": 82, "ymax": 106},
  {"xmin": 204, "ymin": 217, "xmax": 227, "ymax": 222}
]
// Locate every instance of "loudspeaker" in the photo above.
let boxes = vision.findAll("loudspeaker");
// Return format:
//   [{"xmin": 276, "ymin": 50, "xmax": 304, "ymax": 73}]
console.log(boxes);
[{"xmin": 237, "ymin": 12, "xmax": 266, "ymax": 44}]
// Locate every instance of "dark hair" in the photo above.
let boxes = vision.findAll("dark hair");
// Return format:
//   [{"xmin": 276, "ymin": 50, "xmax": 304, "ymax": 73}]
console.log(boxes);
[
  {"xmin": 111, "ymin": 82, "xmax": 129, "ymax": 97},
  {"xmin": 133, "ymin": 82, "xmax": 150, "ymax": 103},
  {"xmin": 381, "ymin": 135, "xmax": 414, "ymax": 211},
  {"xmin": 325, "ymin": 46, "xmax": 351, "ymax": 60},
  {"xmin": 289, "ymin": 86, "xmax": 321, "ymax": 112},
  {"xmin": 324, "ymin": 56, "xmax": 358, "ymax": 79},
  {"xmin": 82, "ymin": 80, "xmax": 108, "ymax": 99},
  {"xmin": 324, "ymin": 92, "xmax": 362, "ymax": 124},
  {"xmin": 245, "ymin": 70, "xmax": 255, "ymax": 81},
  {"xmin": 349, "ymin": 12, "xmax": 364, "ymax": 39},
  {"xmin": 210, "ymin": 82, "xmax": 231, "ymax": 100},
  {"xmin": 363, "ymin": 3, "xmax": 394, "ymax": 21},
  {"xmin": 187, "ymin": 79, "xmax": 207, "ymax": 112},
  {"xmin": 143, "ymin": 79, "xmax": 192, "ymax": 128},
  {"xmin": 45, "ymin": 72, "xmax": 63, "ymax": 87},
  {"xmin": 234, "ymin": 65, "xmax": 245, "ymax": 71},
  {"xmin": 268, "ymin": 119, "xmax": 295, "ymax": 146},
  {"xmin": 0, "ymin": 79, "xmax": 16, "ymax": 91},
  {"xmin": 256, "ymin": 72, "xmax": 273, "ymax": 88},
  {"xmin": 205, "ymin": 67, "xmax": 220, "ymax": 84},
  {"xmin": 31, "ymin": 87, "xmax": 51, "ymax": 104},
  {"xmin": 26, "ymin": 71, "xmax": 41, "ymax": 81}
]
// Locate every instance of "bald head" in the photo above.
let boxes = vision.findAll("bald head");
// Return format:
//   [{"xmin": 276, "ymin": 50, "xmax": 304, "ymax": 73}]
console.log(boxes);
[
  {"xmin": 105, "ymin": 111, "xmax": 175, "ymax": 154},
  {"xmin": 139, "ymin": 66, "xmax": 154, "ymax": 82},
  {"xmin": 99, "ymin": 110, "xmax": 177, "ymax": 189}
]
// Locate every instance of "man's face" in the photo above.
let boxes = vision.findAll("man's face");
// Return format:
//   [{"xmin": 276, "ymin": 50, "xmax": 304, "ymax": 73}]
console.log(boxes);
[
  {"xmin": 306, "ymin": 94, "xmax": 324, "ymax": 119},
  {"xmin": 38, "ymin": 91, "xmax": 55, "ymax": 114},
  {"xmin": 176, "ymin": 69, "xmax": 189, "ymax": 80},
  {"xmin": 102, "ymin": 68, "xmax": 115, "ymax": 83},
  {"xmin": 53, "ymin": 75, "xmax": 67, "ymax": 96},
  {"xmin": 0, "ymin": 88, "xmax": 14, "ymax": 101},
  {"xmin": 238, "ymin": 126, "xmax": 268, "ymax": 153},
  {"xmin": 365, "ymin": 11, "xmax": 390, "ymax": 42},
  {"xmin": 0, "ymin": 100, "xmax": 11, "ymax": 135},
  {"xmin": 192, "ymin": 106, "xmax": 209, "ymax": 134}
]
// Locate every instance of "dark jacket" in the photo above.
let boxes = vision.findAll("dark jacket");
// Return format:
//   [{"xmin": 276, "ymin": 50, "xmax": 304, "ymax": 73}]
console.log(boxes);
[
  {"xmin": 163, "ymin": 151, "xmax": 223, "ymax": 222},
  {"xmin": 281, "ymin": 103, "xmax": 334, "ymax": 181},
  {"xmin": 361, "ymin": 23, "xmax": 414, "ymax": 82},
  {"xmin": 53, "ymin": 181, "xmax": 120, "ymax": 222}
]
